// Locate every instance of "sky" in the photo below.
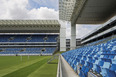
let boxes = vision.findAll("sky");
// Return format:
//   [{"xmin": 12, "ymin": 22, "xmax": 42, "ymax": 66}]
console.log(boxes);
[{"xmin": 0, "ymin": 0, "xmax": 101, "ymax": 39}]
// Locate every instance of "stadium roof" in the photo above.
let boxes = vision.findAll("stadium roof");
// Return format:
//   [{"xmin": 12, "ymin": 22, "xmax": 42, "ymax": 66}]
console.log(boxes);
[
  {"xmin": 59, "ymin": 0, "xmax": 76, "ymax": 21},
  {"xmin": 59, "ymin": 0, "xmax": 116, "ymax": 24},
  {"xmin": 82, "ymin": 16, "xmax": 116, "ymax": 41},
  {"xmin": 0, "ymin": 20, "xmax": 60, "ymax": 33}
]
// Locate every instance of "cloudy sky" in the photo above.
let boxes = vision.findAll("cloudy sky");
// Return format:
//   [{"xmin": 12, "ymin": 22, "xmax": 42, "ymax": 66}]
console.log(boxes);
[{"xmin": 0, "ymin": 0, "xmax": 101, "ymax": 38}]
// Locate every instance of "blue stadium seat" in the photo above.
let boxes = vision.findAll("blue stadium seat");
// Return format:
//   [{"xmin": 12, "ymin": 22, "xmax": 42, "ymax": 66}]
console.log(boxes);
[{"xmin": 62, "ymin": 37, "xmax": 116, "ymax": 77}]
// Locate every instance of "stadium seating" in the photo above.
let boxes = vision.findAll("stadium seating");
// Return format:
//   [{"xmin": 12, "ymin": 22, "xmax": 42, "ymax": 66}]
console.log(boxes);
[
  {"xmin": 19, "ymin": 48, "xmax": 41, "ymax": 55},
  {"xmin": 0, "ymin": 47, "xmax": 56, "ymax": 55},
  {"xmin": 42, "ymin": 48, "xmax": 56, "ymax": 55},
  {"xmin": 28, "ymin": 35, "xmax": 44, "ymax": 42},
  {"xmin": 62, "ymin": 37, "xmax": 116, "ymax": 77},
  {"xmin": 0, "ymin": 48, "xmax": 22, "ymax": 55},
  {"xmin": 84, "ymin": 35, "xmax": 116, "ymax": 46},
  {"xmin": 0, "ymin": 34, "xmax": 58, "ymax": 55},
  {"xmin": 0, "ymin": 35, "xmax": 58, "ymax": 42},
  {"xmin": 0, "ymin": 36, "xmax": 11, "ymax": 42},
  {"xmin": 46, "ymin": 35, "xmax": 58, "ymax": 42}
]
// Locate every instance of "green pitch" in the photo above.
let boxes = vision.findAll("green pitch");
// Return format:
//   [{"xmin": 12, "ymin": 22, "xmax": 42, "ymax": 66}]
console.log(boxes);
[{"xmin": 0, "ymin": 56, "xmax": 58, "ymax": 77}]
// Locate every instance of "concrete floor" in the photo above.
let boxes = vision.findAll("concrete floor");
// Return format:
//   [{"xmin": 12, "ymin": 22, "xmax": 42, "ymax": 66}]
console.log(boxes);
[{"xmin": 60, "ymin": 55, "xmax": 79, "ymax": 77}]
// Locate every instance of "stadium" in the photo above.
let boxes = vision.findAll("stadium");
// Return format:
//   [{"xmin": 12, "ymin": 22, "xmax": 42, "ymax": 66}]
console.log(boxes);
[{"xmin": 0, "ymin": 0, "xmax": 116, "ymax": 77}]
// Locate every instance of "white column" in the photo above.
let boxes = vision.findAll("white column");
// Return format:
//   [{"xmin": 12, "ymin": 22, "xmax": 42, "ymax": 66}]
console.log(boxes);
[
  {"xmin": 59, "ymin": 20, "xmax": 66, "ymax": 51},
  {"xmin": 70, "ymin": 24, "xmax": 76, "ymax": 50}
]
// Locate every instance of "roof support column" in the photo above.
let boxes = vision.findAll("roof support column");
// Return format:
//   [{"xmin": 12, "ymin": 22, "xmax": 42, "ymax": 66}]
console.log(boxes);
[
  {"xmin": 59, "ymin": 21, "xmax": 66, "ymax": 51},
  {"xmin": 70, "ymin": 23, "xmax": 76, "ymax": 50}
]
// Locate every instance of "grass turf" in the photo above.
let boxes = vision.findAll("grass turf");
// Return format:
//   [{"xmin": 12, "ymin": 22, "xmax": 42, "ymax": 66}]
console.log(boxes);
[
  {"xmin": 28, "ymin": 59, "xmax": 58, "ymax": 77},
  {"xmin": 0, "ymin": 56, "xmax": 58, "ymax": 77}
]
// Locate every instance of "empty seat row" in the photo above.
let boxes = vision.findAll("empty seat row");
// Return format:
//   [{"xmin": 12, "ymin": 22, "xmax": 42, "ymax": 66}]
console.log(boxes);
[
  {"xmin": 62, "ymin": 37, "xmax": 116, "ymax": 77},
  {"xmin": 0, "ymin": 47, "xmax": 56, "ymax": 55},
  {"xmin": 0, "ymin": 35, "xmax": 58, "ymax": 42}
]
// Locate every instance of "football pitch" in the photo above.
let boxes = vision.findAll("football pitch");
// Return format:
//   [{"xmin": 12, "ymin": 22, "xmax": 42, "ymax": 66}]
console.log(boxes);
[{"xmin": 0, "ymin": 56, "xmax": 58, "ymax": 77}]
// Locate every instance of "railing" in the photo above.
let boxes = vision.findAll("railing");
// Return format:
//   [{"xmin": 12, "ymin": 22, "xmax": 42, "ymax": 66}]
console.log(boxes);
[
  {"xmin": 0, "ymin": 45, "xmax": 57, "ymax": 48},
  {"xmin": 0, "ymin": 42, "xmax": 57, "ymax": 45},
  {"xmin": 57, "ymin": 55, "xmax": 62, "ymax": 77}
]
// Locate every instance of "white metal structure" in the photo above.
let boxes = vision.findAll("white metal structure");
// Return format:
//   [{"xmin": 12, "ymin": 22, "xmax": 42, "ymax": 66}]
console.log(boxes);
[
  {"xmin": 0, "ymin": 20, "xmax": 60, "ymax": 33},
  {"xmin": 82, "ymin": 16, "xmax": 116, "ymax": 44},
  {"xmin": 59, "ymin": 0, "xmax": 116, "ymax": 50},
  {"xmin": 82, "ymin": 16, "xmax": 116, "ymax": 40},
  {"xmin": 59, "ymin": 0, "xmax": 76, "ymax": 21}
]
